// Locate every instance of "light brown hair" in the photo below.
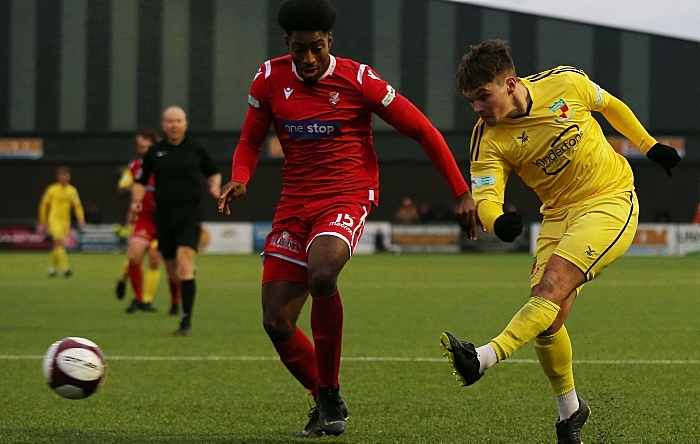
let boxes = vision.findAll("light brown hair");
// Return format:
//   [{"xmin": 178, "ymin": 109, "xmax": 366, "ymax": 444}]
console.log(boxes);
[{"xmin": 456, "ymin": 39, "xmax": 516, "ymax": 93}]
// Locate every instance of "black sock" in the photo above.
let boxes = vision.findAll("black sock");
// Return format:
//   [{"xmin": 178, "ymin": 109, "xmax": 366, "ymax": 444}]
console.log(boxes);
[{"xmin": 180, "ymin": 279, "xmax": 196, "ymax": 327}]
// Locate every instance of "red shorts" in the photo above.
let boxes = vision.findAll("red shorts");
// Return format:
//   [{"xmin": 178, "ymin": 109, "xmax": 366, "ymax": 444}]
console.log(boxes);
[
  {"xmin": 262, "ymin": 197, "xmax": 371, "ymax": 267},
  {"xmin": 130, "ymin": 215, "xmax": 157, "ymax": 244}
]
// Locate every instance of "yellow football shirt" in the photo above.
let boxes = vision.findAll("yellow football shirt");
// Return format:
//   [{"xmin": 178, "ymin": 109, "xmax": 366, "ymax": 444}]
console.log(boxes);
[
  {"xmin": 38, "ymin": 183, "xmax": 85, "ymax": 225},
  {"xmin": 470, "ymin": 66, "xmax": 656, "ymax": 229},
  {"xmin": 118, "ymin": 167, "xmax": 134, "ymax": 192}
]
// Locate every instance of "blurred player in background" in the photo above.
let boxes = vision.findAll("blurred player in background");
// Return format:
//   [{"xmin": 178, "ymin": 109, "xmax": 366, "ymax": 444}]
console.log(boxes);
[
  {"xmin": 117, "ymin": 128, "xmax": 181, "ymax": 315},
  {"xmin": 115, "ymin": 128, "xmax": 157, "ymax": 303},
  {"xmin": 218, "ymin": 0, "xmax": 477, "ymax": 437},
  {"xmin": 38, "ymin": 166, "xmax": 85, "ymax": 277},
  {"xmin": 440, "ymin": 39, "xmax": 681, "ymax": 444},
  {"xmin": 131, "ymin": 106, "xmax": 221, "ymax": 336}
]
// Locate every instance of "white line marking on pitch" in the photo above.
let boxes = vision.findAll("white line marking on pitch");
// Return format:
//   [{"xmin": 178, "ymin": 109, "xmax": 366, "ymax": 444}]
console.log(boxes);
[{"xmin": 2, "ymin": 355, "xmax": 699, "ymax": 364}]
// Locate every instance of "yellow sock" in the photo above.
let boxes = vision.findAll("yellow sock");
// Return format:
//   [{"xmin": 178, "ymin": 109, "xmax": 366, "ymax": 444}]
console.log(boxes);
[
  {"xmin": 119, "ymin": 260, "xmax": 129, "ymax": 281},
  {"xmin": 490, "ymin": 296, "xmax": 560, "ymax": 361},
  {"xmin": 56, "ymin": 246, "xmax": 69, "ymax": 271},
  {"xmin": 535, "ymin": 325, "xmax": 575, "ymax": 396},
  {"xmin": 50, "ymin": 247, "xmax": 60, "ymax": 269},
  {"xmin": 143, "ymin": 268, "xmax": 161, "ymax": 304}
]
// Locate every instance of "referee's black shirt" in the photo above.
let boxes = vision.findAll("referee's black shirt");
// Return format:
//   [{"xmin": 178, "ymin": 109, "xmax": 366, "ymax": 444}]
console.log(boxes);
[{"xmin": 136, "ymin": 136, "xmax": 218, "ymax": 208}]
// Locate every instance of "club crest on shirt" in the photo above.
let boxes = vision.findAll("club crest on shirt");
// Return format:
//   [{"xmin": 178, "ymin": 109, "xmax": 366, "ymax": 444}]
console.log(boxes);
[
  {"xmin": 328, "ymin": 91, "xmax": 341, "ymax": 107},
  {"xmin": 549, "ymin": 98, "xmax": 575, "ymax": 123}
]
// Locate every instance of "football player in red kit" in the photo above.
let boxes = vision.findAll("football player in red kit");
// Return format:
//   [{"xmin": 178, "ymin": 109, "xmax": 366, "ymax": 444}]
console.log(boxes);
[{"xmin": 218, "ymin": 0, "xmax": 477, "ymax": 438}]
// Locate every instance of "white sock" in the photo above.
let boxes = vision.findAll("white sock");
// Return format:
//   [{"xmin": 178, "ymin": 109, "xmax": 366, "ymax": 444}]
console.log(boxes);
[
  {"xmin": 475, "ymin": 344, "xmax": 498, "ymax": 373},
  {"xmin": 556, "ymin": 389, "xmax": 580, "ymax": 421}
]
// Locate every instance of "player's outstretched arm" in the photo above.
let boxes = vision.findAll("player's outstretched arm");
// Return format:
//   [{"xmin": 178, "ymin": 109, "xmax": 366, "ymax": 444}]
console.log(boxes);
[
  {"xmin": 378, "ymin": 95, "xmax": 471, "ymax": 200},
  {"xmin": 218, "ymin": 181, "xmax": 247, "ymax": 216},
  {"xmin": 600, "ymin": 95, "xmax": 681, "ymax": 176}
]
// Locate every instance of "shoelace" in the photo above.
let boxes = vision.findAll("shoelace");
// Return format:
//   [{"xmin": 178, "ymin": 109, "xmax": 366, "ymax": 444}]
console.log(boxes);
[{"xmin": 304, "ymin": 397, "xmax": 319, "ymax": 418}]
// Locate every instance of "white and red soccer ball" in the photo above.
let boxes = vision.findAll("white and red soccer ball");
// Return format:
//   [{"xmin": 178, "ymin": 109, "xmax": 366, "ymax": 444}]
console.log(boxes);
[{"xmin": 43, "ymin": 337, "xmax": 107, "ymax": 399}]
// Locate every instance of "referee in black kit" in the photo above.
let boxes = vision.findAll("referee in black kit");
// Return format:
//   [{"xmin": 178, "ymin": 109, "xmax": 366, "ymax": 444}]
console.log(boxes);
[{"xmin": 131, "ymin": 106, "xmax": 222, "ymax": 336}]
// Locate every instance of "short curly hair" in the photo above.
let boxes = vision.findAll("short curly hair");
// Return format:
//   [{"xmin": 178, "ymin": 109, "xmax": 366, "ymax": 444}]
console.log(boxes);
[
  {"xmin": 456, "ymin": 39, "xmax": 516, "ymax": 93},
  {"xmin": 277, "ymin": 0, "xmax": 337, "ymax": 35},
  {"xmin": 136, "ymin": 127, "xmax": 162, "ymax": 144}
]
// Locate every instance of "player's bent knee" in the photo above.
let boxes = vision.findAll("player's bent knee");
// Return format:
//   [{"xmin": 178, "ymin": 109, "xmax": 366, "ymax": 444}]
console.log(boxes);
[
  {"xmin": 262, "ymin": 314, "xmax": 296, "ymax": 343},
  {"xmin": 308, "ymin": 271, "xmax": 337, "ymax": 298}
]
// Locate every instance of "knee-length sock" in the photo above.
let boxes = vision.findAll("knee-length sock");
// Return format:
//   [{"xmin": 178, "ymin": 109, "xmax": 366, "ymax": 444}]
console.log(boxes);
[
  {"xmin": 311, "ymin": 289, "xmax": 343, "ymax": 388},
  {"xmin": 128, "ymin": 262, "xmax": 143, "ymax": 300},
  {"xmin": 490, "ymin": 296, "xmax": 560, "ymax": 361},
  {"xmin": 273, "ymin": 326, "xmax": 320, "ymax": 398}
]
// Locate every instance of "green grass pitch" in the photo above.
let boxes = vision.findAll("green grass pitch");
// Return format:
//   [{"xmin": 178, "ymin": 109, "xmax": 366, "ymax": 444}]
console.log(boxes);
[{"xmin": 1, "ymin": 251, "xmax": 699, "ymax": 443}]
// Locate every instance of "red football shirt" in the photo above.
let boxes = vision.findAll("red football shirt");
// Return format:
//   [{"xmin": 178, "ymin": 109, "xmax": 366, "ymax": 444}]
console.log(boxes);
[
  {"xmin": 232, "ymin": 54, "xmax": 468, "ymax": 204},
  {"xmin": 129, "ymin": 158, "xmax": 156, "ymax": 218}
]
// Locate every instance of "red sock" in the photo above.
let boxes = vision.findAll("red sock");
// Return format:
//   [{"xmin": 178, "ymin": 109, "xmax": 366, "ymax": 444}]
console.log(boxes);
[
  {"xmin": 311, "ymin": 289, "xmax": 343, "ymax": 388},
  {"xmin": 169, "ymin": 280, "xmax": 181, "ymax": 305},
  {"xmin": 273, "ymin": 327, "xmax": 319, "ymax": 397},
  {"xmin": 128, "ymin": 262, "xmax": 143, "ymax": 300}
]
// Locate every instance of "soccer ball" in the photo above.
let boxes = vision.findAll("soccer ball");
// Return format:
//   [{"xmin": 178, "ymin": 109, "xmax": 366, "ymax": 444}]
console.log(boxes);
[{"xmin": 43, "ymin": 337, "xmax": 107, "ymax": 399}]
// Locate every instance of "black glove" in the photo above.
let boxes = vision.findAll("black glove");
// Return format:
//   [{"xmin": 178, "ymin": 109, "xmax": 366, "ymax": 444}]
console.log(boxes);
[
  {"xmin": 646, "ymin": 143, "xmax": 681, "ymax": 177},
  {"xmin": 493, "ymin": 212, "xmax": 523, "ymax": 243}
]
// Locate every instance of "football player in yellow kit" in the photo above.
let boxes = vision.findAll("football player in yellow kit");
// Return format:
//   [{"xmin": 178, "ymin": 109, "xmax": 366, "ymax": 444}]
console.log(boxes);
[
  {"xmin": 440, "ymin": 40, "xmax": 681, "ymax": 444},
  {"xmin": 38, "ymin": 166, "xmax": 86, "ymax": 277}
]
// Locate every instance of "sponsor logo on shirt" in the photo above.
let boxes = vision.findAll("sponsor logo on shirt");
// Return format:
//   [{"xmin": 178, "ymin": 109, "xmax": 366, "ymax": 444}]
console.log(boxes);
[
  {"xmin": 549, "ymin": 98, "xmax": 575, "ymax": 123},
  {"xmin": 532, "ymin": 125, "xmax": 583, "ymax": 175},
  {"xmin": 270, "ymin": 231, "xmax": 301, "ymax": 253},
  {"xmin": 284, "ymin": 87, "xmax": 294, "ymax": 99},
  {"xmin": 281, "ymin": 119, "xmax": 340, "ymax": 139},
  {"xmin": 248, "ymin": 95, "xmax": 260, "ymax": 108}
]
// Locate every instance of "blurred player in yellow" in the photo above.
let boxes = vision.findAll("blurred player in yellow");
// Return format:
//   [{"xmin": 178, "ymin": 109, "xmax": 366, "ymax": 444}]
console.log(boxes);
[
  {"xmin": 440, "ymin": 40, "xmax": 681, "ymax": 444},
  {"xmin": 38, "ymin": 166, "xmax": 85, "ymax": 277},
  {"xmin": 116, "ymin": 128, "xmax": 181, "ymax": 315}
]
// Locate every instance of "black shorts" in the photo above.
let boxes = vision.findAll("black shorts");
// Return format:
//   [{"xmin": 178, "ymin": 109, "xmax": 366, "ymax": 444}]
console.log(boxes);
[{"xmin": 155, "ymin": 206, "xmax": 202, "ymax": 260}]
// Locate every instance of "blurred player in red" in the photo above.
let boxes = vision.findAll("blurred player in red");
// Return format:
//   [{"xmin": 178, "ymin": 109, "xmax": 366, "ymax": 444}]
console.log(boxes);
[
  {"xmin": 218, "ymin": 0, "xmax": 477, "ymax": 437},
  {"xmin": 117, "ymin": 128, "xmax": 181, "ymax": 315}
]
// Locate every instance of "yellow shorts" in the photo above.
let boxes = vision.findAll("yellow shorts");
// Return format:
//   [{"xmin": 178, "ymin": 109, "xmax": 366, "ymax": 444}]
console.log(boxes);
[
  {"xmin": 48, "ymin": 220, "xmax": 71, "ymax": 241},
  {"xmin": 531, "ymin": 190, "xmax": 638, "ymax": 287}
]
